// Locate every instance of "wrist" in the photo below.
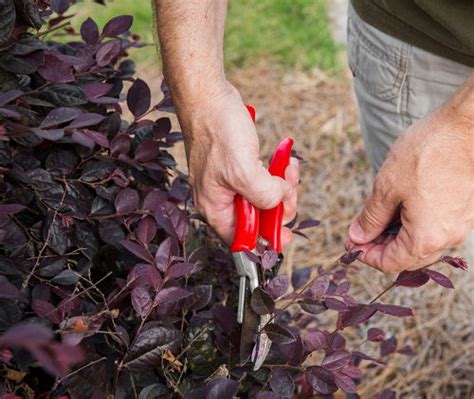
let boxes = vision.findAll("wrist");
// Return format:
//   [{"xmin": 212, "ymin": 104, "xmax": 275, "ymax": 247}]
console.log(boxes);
[{"xmin": 171, "ymin": 79, "xmax": 239, "ymax": 133}]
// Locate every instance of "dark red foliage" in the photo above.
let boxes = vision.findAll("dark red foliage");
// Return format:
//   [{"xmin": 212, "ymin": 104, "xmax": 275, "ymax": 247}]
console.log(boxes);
[{"xmin": 0, "ymin": 1, "xmax": 468, "ymax": 398}]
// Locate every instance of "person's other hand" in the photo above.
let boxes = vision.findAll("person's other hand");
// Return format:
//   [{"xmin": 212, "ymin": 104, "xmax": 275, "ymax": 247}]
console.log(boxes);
[
  {"xmin": 178, "ymin": 83, "xmax": 298, "ymax": 247},
  {"xmin": 346, "ymin": 98, "xmax": 474, "ymax": 273}
]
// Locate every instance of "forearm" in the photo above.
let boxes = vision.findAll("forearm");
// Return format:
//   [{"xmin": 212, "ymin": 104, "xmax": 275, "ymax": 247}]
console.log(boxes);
[{"xmin": 153, "ymin": 0, "xmax": 228, "ymax": 115}]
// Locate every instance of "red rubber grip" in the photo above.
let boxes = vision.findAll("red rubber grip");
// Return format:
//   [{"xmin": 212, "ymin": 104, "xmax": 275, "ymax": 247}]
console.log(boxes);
[
  {"xmin": 259, "ymin": 137, "xmax": 294, "ymax": 252},
  {"xmin": 230, "ymin": 104, "xmax": 259, "ymax": 253}
]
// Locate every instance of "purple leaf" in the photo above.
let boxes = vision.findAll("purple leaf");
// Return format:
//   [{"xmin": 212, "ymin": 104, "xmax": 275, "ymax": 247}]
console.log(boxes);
[
  {"xmin": 40, "ymin": 107, "xmax": 82, "ymax": 129},
  {"xmin": 212, "ymin": 305, "xmax": 238, "ymax": 335},
  {"xmin": 0, "ymin": 276, "xmax": 20, "ymax": 299},
  {"xmin": 250, "ymin": 287, "xmax": 275, "ymax": 315},
  {"xmin": 328, "ymin": 332, "xmax": 346, "ymax": 351},
  {"xmin": 131, "ymin": 286, "xmax": 153, "ymax": 317},
  {"xmin": 154, "ymin": 202, "xmax": 189, "ymax": 243},
  {"xmin": 67, "ymin": 113, "xmax": 105, "ymax": 129},
  {"xmin": 263, "ymin": 323, "xmax": 296, "ymax": 344},
  {"xmin": 84, "ymin": 81, "xmax": 113, "ymax": 100},
  {"xmin": 291, "ymin": 267, "xmax": 311, "ymax": 289},
  {"xmin": 325, "ymin": 297, "xmax": 348, "ymax": 311},
  {"xmin": 296, "ymin": 219, "xmax": 320, "ymax": 230},
  {"xmin": 166, "ymin": 262, "xmax": 196, "ymax": 279},
  {"xmin": 187, "ymin": 285, "xmax": 212, "ymax": 311},
  {"xmin": 333, "ymin": 371, "xmax": 357, "ymax": 394},
  {"xmin": 336, "ymin": 281, "xmax": 351, "ymax": 294},
  {"xmin": 340, "ymin": 250, "xmax": 363, "ymax": 265},
  {"xmin": 144, "ymin": 189, "xmax": 168, "ymax": 212},
  {"xmin": 0, "ymin": 90, "xmax": 23, "ymax": 107},
  {"xmin": 341, "ymin": 363, "xmax": 362, "ymax": 379},
  {"xmin": 338, "ymin": 304, "xmax": 377, "ymax": 328},
  {"xmin": 154, "ymin": 237, "xmax": 177, "ymax": 272},
  {"xmin": 367, "ymin": 327, "xmax": 385, "ymax": 342},
  {"xmin": 115, "ymin": 188, "xmax": 139, "ymax": 214},
  {"xmin": 300, "ymin": 299, "xmax": 328, "ymax": 315},
  {"xmin": 394, "ymin": 270, "xmax": 430, "ymax": 288},
  {"xmin": 31, "ymin": 299, "xmax": 62, "ymax": 324},
  {"xmin": 267, "ymin": 275, "xmax": 290, "ymax": 299},
  {"xmin": 71, "ymin": 130, "xmax": 95, "ymax": 148},
  {"xmin": 96, "ymin": 40, "xmax": 122, "ymax": 67},
  {"xmin": 380, "ymin": 337, "xmax": 397, "ymax": 357},
  {"xmin": 50, "ymin": 0, "xmax": 70, "ymax": 14},
  {"xmin": 304, "ymin": 330, "xmax": 328, "ymax": 351},
  {"xmin": 153, "ymin": 287, "xmax": 192, "ymax": 306},
  {"xmin": 352, "ymin": 351, "xmax": 386, "ymax": 365},
  {"xmin": 136, "ymin": 216, "xmax": 157, "ymax": 244},
  {"xmin": 424, "ymin": 269, "xmax": 454, "ymax": 288},
  {"xmin": 134, "ymin": 140, "xmax": 160, "ymax": 163},
  {"xmin": 32, "ymin": 128, "xmax": 65, "ymax": 141},
  {"xmin": 261, "ymin": 250, "xmax": 278, "ymax": 271},
  {"xmin": 102, "ymin": 15, "xmax": 133, "ymax": 37},
  {"xmin": 38, "ymin": 54, "xmax": 74, "ymax": 84},
  {"xmin": 374, "ymin": 303, "xmax": 413, "ymax": 317},
  {"xmin": 0, "ymin": 204, "xmax": 26, "ymax": 215},
  {"xmin": 321, "ymin": 350, "xmax": 351, "ymax": 370},
  {"xmin": 80, "ymin": 17, "xmax": 99, "ymax": 45},
  {"xmin": 127, "ymin": 78, "xmax": 151, "ymax": 118},
  {"xmin": 269, "ymin": 367, "xmax": 294, "ymax": 397},
  {"xmin": 85, "ymin": 130, "xmax": 109, "ymax": 148},
  {"xmin": 397, "ymin": 345, "xmax": 417, "ymax": 356},
  {"xmin": 441, "ymin": 255, "xmax": 468, "ymax": 271},
  {"xmin": 120, "ymin": 240, "xmax": 154, "ymax": 263},
  {"xmin": 255, "ymin": 392, "xmax": 280, "ymax": 399},
  {"xmin": 205, "ymin": 378, "xmax": 239, "ymax": 399},
  {"xmin": 111, "ymin": 134, "xmax": 131, "ymax": 156},
  {"xmin": 127, "ymin": 263, "xmax": 162, "ymax": 290},
  {"xmin": 374, "ymin": 389, "xmax": 396, "ymax": 399},
  {"xmin": 244, "ymin": 251, "xmax": 260, "ymax": 264},
  {"xmin": 310, "ymin": 274, "xmax": 329, "ymax": 298},
  {"xmin": 306, "ymin": 366, "xmax": 338, "ymax": 395}
]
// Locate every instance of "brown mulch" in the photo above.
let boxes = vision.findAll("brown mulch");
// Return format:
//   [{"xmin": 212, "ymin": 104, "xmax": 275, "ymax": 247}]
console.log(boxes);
[{"xmin": 141, "ymin": 61, "xmax": 474, "ymax": 398}]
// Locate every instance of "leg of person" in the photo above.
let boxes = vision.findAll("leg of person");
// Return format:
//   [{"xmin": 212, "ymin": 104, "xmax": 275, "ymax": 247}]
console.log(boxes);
[{"xmin": 346, "ymin": 1, "xmax": 473, "ymax": 261}]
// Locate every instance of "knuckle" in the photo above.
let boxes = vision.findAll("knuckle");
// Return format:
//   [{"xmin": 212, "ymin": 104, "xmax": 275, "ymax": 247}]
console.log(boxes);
[
  {"xmin": 413, "ymin": 234, "xmax": 444, "ymax": 256},
  {"xmin": 372, "ymin": 175, "xmax": 391, "ymax": 198}
]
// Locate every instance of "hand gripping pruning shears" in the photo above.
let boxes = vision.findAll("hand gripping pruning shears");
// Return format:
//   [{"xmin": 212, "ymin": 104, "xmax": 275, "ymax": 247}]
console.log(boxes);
[{"xmin": 231, "ymin": 104, "xmax": 293, "ymax": 370}]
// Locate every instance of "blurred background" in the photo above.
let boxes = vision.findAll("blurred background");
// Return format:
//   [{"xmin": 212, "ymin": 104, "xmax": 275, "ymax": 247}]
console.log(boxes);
[{"xmin": 72, "ymin": 1, "xmax": 473, "ymax": 397}]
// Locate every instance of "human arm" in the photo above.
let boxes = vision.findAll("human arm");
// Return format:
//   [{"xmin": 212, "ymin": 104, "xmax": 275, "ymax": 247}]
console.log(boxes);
[
  {"xmin": 347, "ymin": 73, "xmax": 474, "ymax": 273},
  {"xmin": 153, "ymin": 0, "xmax": 298, "ymax": 245}
]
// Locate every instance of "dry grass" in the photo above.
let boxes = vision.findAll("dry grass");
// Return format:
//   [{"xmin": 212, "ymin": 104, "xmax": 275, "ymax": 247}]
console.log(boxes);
[{"xmin": 141, "ymin": 62, "xmax": 474, "ymax": 398}]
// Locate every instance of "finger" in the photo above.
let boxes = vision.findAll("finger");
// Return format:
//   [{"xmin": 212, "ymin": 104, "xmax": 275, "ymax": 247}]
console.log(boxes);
[
  {"xmin": 281, "ymin": 227, "xmax": 293, "ymax": 249},
  {"xmin": 238, "ymin": 164, "xmax": 293, "ymax": 210},
  {"xmin": 378, "ymin": 227, "xmax": 444, "ymax": 273},
  {"xmin": 348, "ymin": 178, "xmax": 399, "ymax": 245},
  {"xmin": 197, "ymin": 187, "xmax": 236, "ymax": 245}
]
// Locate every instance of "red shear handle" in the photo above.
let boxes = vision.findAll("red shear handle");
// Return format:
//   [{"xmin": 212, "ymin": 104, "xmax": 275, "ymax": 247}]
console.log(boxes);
[
  {"xmin": 259, "ymin": 137, "xmax": 294, "ymax": 253},
  {"xmin": 230, "ymin": 104, "xmax": 259, "ymax": 253}
]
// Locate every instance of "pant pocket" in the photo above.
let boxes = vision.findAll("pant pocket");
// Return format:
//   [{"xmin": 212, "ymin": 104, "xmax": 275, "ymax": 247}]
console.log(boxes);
[{"xmin": 347, "ymin": 11, "xmax": 409, "ymax": 100}]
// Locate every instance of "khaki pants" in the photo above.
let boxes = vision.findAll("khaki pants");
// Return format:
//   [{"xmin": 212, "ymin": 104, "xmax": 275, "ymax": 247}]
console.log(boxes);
[{"xmin": 346, "ymin": 2, "xmax": 473, "ymax": 261}]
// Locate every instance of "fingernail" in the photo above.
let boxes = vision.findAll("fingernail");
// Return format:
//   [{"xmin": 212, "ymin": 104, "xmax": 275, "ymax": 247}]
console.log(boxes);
[{"xmin": 349, "ymin": 221, "xmax": 365, "ymax": 242}]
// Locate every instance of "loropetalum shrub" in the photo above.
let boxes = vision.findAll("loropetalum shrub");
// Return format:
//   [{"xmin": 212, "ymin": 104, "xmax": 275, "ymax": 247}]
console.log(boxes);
[{"xmin": 0, "ymin": 1, "xmax": 469, "ymax": 398}]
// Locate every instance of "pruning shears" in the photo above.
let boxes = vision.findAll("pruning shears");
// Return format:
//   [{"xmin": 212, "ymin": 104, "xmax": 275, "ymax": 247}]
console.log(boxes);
[{"xmin": 231, "ymin": 104, "xmax": 293, "ymax": 370}]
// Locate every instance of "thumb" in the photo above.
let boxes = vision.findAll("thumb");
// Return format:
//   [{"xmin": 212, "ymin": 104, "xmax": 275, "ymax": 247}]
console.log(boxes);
[
  {"xmin": 240, "ymin": 164, "xmax": 293, "ymax": 210},
  {"xmin": 349, "ymin": 184, "xmax": 399, "ymax": 244}
]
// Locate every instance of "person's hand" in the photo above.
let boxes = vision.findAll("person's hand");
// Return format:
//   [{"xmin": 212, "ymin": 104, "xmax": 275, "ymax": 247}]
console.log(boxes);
[
  {"xmin": 346, "ymin": 94, "xmax": 474, "ymax": 273},
  {"xmin": 178, "ymin": 82, "xmax": 298, "ymax": 247}
]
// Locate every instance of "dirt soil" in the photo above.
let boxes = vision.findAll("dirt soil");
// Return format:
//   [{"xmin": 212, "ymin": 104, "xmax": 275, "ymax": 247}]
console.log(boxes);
[{"xmin": 140, "ymin": 61, "xmax": 474, "ymax": 398}]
